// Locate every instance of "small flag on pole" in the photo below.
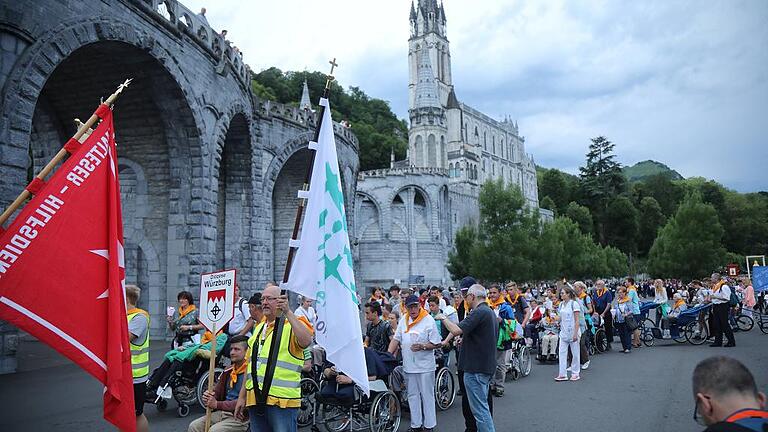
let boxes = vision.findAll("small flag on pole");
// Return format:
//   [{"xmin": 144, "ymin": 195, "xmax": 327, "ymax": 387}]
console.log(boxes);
[{"xmin": 285, "ymin": 97, "xmax": 369, "ymax": 396}]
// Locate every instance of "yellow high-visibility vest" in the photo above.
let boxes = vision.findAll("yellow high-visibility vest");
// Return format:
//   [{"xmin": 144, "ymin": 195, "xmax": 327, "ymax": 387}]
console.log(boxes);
[
  {"xmin": 127, "ymin": 309, "xmax": 150, "ymax": 379},
  {"xmin": 245, "ymin": 319, "xmax": 303, "ymax": 403}
]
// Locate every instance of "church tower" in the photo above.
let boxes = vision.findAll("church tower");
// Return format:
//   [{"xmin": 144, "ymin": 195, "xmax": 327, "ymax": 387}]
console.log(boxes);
[
  {"xmin": 409, "ymin": 0, "xmax": 452, "ymax": 108},
  {"xmin": 408, "ymin": 0, "xmax": 451, "ymax": 169}
]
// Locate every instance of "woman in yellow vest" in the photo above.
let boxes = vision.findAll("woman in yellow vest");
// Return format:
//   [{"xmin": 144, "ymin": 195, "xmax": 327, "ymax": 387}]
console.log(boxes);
[
  {"xmin": 235, "ymin": 284, "xmax": 313, "ymax": 432},
  {"xmin": 126, "ymin": 284, "xmax": 150, "ymax": 432}
]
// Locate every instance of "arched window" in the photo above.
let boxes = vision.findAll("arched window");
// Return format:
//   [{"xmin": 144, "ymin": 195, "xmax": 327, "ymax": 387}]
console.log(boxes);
[
  {"xmin": 448, "ymin": 162, "xmax": 454, "ymax": 177},
  {"xmin": 415, "ymin": 135, "xmax": 424, "ymax": 166},
  {"xmin": 492, "ymin": 135, "xmax": 496, "ymax": 155},
  {"xmin": 440, "ymin": 136, "xmax": 446, "ymax": 168},
  {"xmin": 483, "ymin": 132, "xmax": 487, "ymax": 150},
  {"xmin": 427, "ymin": 134, "xmax": 437, "ymax": 167}
]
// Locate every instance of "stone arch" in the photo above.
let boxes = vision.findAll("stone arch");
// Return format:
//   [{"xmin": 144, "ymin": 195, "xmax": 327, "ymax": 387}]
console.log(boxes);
[
  {"xmin": 427, "ymin": 134, "xmax": 437, "ymax": 167},
  {"xmin": 0, "ymin": 20, "xmax": 204, "ymax": 327},
  {"xmin": 354, "ymin": 192, "xmax": 381, "ymax": 242},
  {"xmin": 414, "ymin": 135, "xmax": 424, "ymax": 167},
  {"xmin": 212, "ymin": 110, "xmax": 253, "ymax": 282},
  {"xmin": 390, "ymin": 193, "xmax": 408, "ymax": 241}
]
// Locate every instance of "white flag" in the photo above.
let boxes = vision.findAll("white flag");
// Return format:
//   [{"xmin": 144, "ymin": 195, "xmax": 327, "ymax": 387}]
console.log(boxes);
[{"xmin": 285, "ymin": 97, "xmax": 368, "ymax": 395}]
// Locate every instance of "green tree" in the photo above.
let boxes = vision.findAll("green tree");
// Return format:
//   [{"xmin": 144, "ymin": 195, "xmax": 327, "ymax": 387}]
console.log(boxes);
[
  {"xmin": 578, "ymin": 136, "xmax": 626, "ymax": 243},
  {"xmin": 539, "ymin": 169, "xmax": 570, "ymax": 214},
  {"xmin": 447, "ymin": 225, "xmax": 477, "ymax": 280},
  {"xmin": 564, "ymin": 201, "xmax": 593, "ymax": 236},
  {"xmin": 251, "ymin": 67, "xmax": 408, "ymax": 170},
  {"xmin": 637, "ymin": 197, "xmax": 666, "ymax": 257},
  {"xmin": 633, "ymin": 173, "xmax": 684, "ymax": 216},
  {"xmin": 648, "ymin": 192, "xmax": 726, "ymax": 279},
  {"xmin": 604, "ymin": 196, "xmax": 639, "ymax": 255},
  {"xmin": 539, "ymin": 196, "xmax": 557, "ymax": 214}
]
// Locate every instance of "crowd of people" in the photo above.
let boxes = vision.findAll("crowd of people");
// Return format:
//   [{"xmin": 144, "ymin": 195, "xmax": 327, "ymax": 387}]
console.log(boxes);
[{"xmin": 123, "ymin": 270, "xmax": 766, "ymax": 432}]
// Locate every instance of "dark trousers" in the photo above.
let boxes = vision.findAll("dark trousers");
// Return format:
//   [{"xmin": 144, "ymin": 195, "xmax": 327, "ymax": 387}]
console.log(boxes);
[
  {"xmin": 615, "ymin": 322, "xmax": 631, "ymax": 351},
  {"xmin": 458, "ymin": 370, "xmax": 493, "ymax": 432},
  {"xmin": 712, "ymin": 303, "xmax": 735, "ymax": 345},
  {"xmin": 603, "ymin": 313, "xmax": 614, "ymax": 345}
]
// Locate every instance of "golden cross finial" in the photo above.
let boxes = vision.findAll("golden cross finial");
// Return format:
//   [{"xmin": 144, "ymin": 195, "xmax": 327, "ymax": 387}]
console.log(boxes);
[{"xmin": 324, "ymin": 58, "xmax": 338, "ymax": 90}]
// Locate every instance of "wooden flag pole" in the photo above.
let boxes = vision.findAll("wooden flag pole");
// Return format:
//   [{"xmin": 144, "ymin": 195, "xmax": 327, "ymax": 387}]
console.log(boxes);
[
  {"xmin": 280, "ymin": 59, "xmax": 338, "ymax": 290},
  {"xmin": 204, "ymin": 324, "xmax": 218, "ymax": 432},
  {"xmin": 0, "ymin": 78, "xmax": 133, "ymax": 227}
]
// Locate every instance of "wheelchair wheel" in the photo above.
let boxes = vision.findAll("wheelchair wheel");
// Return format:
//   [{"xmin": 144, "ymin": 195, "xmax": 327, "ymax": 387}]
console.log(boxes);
[
  {"xmin": 317, "ymin": 402, "xmax": 352, "ymax": 432},
  {"xmin": 641, "ymin": 327, "xmax": 654, "ymax": 347},
  {"xmin": 735, "ymin": 315, "xmax": 754, "ymax": 332},
  {"xmin": 671, "ymin": 328, "xmax": 687, "ymax": 344},
  {"xmin": 595, "ymin": 329, "xmax": 608, "ymax": 353},
  {"xmin": 435, "ymin": 367, "xmax": 456, "ymax": 410},
  {"xmin": 177, "ymin": 403, "xmax": 190, "ymax": 417},
  {"xmin": 685, "ymin": 322, "xmax": 708, "ymax": 345},
  {"xmin": 298, "ymin": 377, "xmax": 320, "ymax": 428},
  {"xmin": 760, "ymin": 315, "xmax": 768, "ymax": 334},
  {"xmin": 519, "ymin": 346, "xmax": 532, "ymax": 377},
  {"xmin": 196, "ymin": 367, "xmax": 224, "ymax": 410},
  {"xmin": 369, "ymin": 391, "xmax": 401, "ymax": 432}
]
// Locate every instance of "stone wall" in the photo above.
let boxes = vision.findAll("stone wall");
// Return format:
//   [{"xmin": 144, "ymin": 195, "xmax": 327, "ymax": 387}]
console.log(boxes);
[{"xmin": 0, "ymin": 0, "xmax": 358, "ymax": 374}]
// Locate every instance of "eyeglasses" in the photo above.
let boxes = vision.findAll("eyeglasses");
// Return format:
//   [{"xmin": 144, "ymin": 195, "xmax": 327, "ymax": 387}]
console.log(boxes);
[
  {"xmin": 261, "ymin": 296, "xmax": 278, "ymax": 303},
  {"xmin": 693, "ymin": 395, "xmax": 710, "ymax": 426}
]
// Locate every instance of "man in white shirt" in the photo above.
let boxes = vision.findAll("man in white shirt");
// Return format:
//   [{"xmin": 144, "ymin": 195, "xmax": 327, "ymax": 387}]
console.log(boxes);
[
  {"xmin": 707, "ymin": 273, "xmax": 736, "ymax": 347},
  {"xmin": 228, "ymin": 284, "xmax": 253, "ymax": 337},
  {"xmin": 388, "ymin": 295, "xmax": 442, "ymax": 432}
]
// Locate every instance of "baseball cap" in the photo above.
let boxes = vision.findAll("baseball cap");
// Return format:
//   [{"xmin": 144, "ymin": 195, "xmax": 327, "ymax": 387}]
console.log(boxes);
[
  {"xmin": 460, "ymin": 276, "xmax": 476, "ymax": 290},
  {"xmin": 405, "ymin": 295, "xmax": 420, "ymax": 306}
]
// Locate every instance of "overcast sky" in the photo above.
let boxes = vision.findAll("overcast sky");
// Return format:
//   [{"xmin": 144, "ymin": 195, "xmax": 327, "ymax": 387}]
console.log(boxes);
[{"xmin": 183, "ymin": 0, "xmax": 767, "ymax": 192}]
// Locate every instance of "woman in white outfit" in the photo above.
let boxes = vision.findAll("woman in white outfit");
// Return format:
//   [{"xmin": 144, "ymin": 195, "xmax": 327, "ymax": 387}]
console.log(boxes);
[
  {"xmin": 555, "ymin": 286, "xmax": 581, "ymax": 382},
  {"xmin": 653, "ymin": 279, "xmax": 669, "ymax": 327}
]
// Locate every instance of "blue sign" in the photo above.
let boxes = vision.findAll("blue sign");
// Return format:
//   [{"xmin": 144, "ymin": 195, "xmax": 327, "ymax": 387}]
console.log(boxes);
[{"xmin": 753, "ymin": 266, "xmax": 768, "ymax": 292}]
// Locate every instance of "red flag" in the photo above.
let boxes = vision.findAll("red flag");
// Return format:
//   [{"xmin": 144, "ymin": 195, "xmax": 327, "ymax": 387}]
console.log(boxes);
[{"xmin": 0, "ymin": 107, "xmax": 135, "ymax": 431}]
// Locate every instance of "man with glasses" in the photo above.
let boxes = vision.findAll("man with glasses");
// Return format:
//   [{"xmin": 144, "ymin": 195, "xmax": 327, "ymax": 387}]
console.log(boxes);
[
  {"xmin": 235, "ymin": 284, "xmax": 313, "ymax": 432},
  {"xmin": 437, "ymin": 283, "xmax": 498, "ymax": 432},
  {"xmin": 692, "ymin": 356, "xmax": 767, "ymax": 431}
]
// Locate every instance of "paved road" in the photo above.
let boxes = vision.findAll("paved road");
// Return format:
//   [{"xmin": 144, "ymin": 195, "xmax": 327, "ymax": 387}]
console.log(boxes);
[{"xmin": 1, "ymin": 328, "xmax": 766, "ymax": 432}]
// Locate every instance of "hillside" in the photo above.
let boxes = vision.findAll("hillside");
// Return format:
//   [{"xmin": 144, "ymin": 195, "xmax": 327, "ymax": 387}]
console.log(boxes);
[{"xmin": 623, "ymin": 160, "xmax": 683, "ymax": 183}]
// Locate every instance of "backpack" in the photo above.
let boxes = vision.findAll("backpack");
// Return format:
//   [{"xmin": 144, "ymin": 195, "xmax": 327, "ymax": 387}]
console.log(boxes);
[{"xmin": 729, "ymin": 289, "xmax": 740, "ymax": 307}]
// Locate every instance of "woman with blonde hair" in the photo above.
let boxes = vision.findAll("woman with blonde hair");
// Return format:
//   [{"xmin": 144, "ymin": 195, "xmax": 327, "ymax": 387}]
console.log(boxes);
[
  {"xmin": 654, "ymin": 279, "xmax": 669, "ymax": 327},
  {"xmin": 555, "ymin": 286, "xmax": 581, "ymax": 382}
]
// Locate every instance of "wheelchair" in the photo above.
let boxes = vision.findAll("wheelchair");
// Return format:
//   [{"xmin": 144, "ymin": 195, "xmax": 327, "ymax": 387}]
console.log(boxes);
[
  {"xmin": 312, "ymin": 379, "xmax": 401, "ymax": 432},
  {"xmin": 298, "ymin": 344, "xmax": 327, "ymax": 428},
  {"xmin": 504, "ymin": 338, "xmax": 532, "ymax": 380},
  {"xmin": 144, "ymin": 345, "xmax": 228, "ymax": 417},
  {"xmin": 387, "ymin": 350, "xmax": 456, "ymax": 412}
]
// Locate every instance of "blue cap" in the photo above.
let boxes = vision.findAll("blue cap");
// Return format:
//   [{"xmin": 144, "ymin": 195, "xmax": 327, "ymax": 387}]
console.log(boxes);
[
  {"xmin": 460, "ymin": 276, "xmax": 476, "ymax": 290},
  {"xmin": 405, "ymin": 294, "xmax": 420, "ymax": 306}
]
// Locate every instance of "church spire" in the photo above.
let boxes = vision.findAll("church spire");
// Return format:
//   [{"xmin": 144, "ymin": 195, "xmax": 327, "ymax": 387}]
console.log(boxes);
[
  {"xmin": 299, "ymin": 80, "xmax": 312, "ymax": 111},
  {"xmin": 414, "ymin": 48, "xmax": 440, "ymax": 109}
]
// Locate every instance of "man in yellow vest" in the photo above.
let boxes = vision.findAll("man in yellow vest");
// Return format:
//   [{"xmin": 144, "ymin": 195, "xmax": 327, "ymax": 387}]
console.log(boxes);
[
  {"xmin": 235, "ymin": 283, "xmax": 313, "ymax": 432},
  {"xmin": 126, "ymin": 284, "xmax": 150, "ymax": 432}
]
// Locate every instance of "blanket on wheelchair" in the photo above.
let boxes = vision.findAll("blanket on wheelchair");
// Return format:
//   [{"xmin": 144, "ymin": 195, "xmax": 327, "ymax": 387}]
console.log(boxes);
[{"xmin": 163, "ymin": 332, "xmax": 228, "ymax": 362}]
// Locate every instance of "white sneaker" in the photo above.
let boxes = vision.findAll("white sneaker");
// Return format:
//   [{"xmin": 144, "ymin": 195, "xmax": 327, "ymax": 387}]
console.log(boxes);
[{"xmin": 582, "ymin": 361, "xmax": 590, "ymax": 370}]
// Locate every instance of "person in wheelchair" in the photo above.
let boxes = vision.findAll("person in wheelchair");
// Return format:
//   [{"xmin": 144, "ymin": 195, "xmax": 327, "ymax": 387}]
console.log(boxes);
[
  {"xmin": 187, "ymin": 335, "xmax": 250, "ymax": 432},
  {"xmin": 319, "ymin": 347, "xmax": 386, "ymax": 404},
  {"xmin": 540, "ymin": 308, "xmax": 560, "ymax": 361},
  {"xmin": 146, "ymin": 330, "xmax": 229, "ymax": 400},
  {"xmin": 661, "ymin": 293, "xmax": 688, "ymax": 338}
]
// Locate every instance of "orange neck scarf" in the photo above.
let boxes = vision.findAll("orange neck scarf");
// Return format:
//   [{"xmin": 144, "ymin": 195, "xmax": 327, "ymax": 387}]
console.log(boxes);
[
  {"xmin": 487, "ymin": 297, "xmax": 506, "ymax": 309},
  {"xmin": 405, "ymin": 308, "xmax": 428, "ymax": 333},
  {"xmin": 179, "ymin": 304, "xmax": 197, "ymax": 318},
  {"xmin": 127, "ymin": 307, "xmax": 149, "ymax": 319},
  {"xmin": 618, "ymin": 296, "xmax": 630, "ymax": 304},
  {"xmin": 628, "ymin": 285, "xmax": 637, "ymax": 292},
  {"xmin": 713, "ymin": 281, "xmax": 725, "ymax": 292},
  {"xmin": 201, "ymin": 330, "xmax": 222, "ymax": 345},
  {"xmin": 674, "ymin": 299, "xmax": 685, "ymax": 310},
  {"xmin": 596, "ymin": 288, "xmax": 607, "ymax": 298},
  {"xmin": 577, "ymin": 292, "xmax": 587, "ymax": 300},
  {"xmin": 229, "ymin": 361, "xmax": 248, "ymax": 389}
]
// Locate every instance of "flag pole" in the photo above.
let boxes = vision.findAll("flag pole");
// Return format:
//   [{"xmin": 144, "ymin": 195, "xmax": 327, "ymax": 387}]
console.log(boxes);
[
  {"xmin": 0, "ymin": 79, "xmax": 133, "ymax": 227},
  {"xmin": 203, "ymin": 324, "xmax": 218, "ymax": 432},
  {"xmin": 280, "ymin": 59, "xmax": 338, "ymax": 292}
]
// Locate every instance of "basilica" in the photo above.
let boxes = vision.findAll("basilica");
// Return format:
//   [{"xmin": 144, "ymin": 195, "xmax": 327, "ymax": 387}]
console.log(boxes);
[{"xmin": 353, "ymin": 0, "xmax": 547, "ymax": 289}]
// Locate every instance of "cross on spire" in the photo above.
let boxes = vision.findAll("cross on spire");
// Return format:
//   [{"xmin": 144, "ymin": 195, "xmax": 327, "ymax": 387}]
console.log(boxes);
[{"xmin": 325, "ymin": 58, "xmax": 338, "ymax": 90}]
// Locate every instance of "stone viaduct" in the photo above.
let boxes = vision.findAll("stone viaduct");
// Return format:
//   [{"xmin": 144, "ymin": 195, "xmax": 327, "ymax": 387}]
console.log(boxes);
[{"xmin": 0, "ymin": 0, "xmax": 359, "ymax": 372}]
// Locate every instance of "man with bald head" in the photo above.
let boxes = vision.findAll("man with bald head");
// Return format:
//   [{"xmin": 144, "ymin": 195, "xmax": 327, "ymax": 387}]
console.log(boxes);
[{"xmin": 235, "ymin": 284, "xmax": 313, "ymax": 432}]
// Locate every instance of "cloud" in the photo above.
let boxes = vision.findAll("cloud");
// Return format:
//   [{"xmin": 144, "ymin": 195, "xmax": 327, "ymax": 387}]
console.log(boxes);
[{"xmin": 182, "ymin": 0, "xmax": 768, "ymax": 192}]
